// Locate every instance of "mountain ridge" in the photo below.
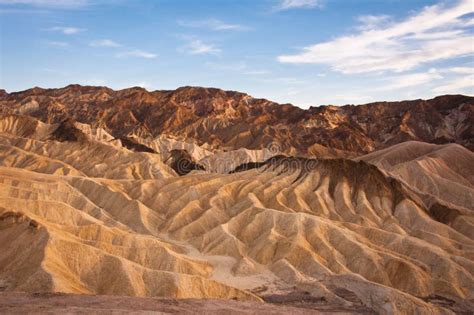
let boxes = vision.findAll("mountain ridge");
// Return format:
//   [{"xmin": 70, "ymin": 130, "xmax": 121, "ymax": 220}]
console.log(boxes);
[{"xmin": 1, "ymin": 85, "xmax": 472, "ymax": 155}]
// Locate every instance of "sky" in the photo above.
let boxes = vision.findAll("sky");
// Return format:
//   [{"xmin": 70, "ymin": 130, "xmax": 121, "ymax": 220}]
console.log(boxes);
[{"xmin": 0, "ymin": 0, "xmax": 473, "ymax": 107}]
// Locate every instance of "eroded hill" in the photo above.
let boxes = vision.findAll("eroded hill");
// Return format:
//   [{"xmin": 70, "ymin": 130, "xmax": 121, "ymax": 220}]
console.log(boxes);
[{"xmin": 0, "ymin": 115, "xmax": 473, "ymax": 314}]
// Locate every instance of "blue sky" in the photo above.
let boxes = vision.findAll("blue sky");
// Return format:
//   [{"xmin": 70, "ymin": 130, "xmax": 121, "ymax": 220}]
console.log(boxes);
[{"xmin": 0, "ymin": 0, "xmax": 473, "ymax": 107}]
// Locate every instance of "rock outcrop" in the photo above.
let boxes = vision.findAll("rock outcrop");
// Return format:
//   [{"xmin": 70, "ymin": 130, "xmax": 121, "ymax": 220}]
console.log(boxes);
[{"xmin": 1, "ymin": 85, "xmax": 472, "ymax": 155}]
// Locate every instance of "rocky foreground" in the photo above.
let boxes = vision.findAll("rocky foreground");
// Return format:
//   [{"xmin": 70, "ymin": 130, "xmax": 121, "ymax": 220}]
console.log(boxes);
[{"xmin": 0, "ymin": 292, "xmax": 375, "ymax": 314}]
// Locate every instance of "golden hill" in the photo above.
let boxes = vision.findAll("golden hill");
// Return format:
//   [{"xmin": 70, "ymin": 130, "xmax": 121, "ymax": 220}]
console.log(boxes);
[{"xmin": 0, "ymin": 115, "xmax": 473, "ymax": 313}]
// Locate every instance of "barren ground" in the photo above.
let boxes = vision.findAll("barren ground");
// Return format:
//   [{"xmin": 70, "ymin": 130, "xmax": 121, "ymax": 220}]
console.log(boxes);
[{"xmin": 0, "ymin": 292, "xmax": 376, "ymax": 314}]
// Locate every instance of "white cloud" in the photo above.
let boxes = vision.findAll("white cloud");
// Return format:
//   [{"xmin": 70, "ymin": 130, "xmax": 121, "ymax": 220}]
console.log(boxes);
[
  {"xmin": 50, "ymin": 26, "xmax": 85, "ymax": 34},
  {"xmin": 42, "ymin": 68, "xmax": 66, "ymax": 75},
  {"xmin": 278, "ymin": 0, "xmax": 473, "ymax": 74},
  {"xmin": 47, "ymin": 40, "xmax": 69, "ymax": 47},
  {"xmin": 276, "ymin": 0, "xmax": 322, "ymax": 10},
  {"xmin": 369, "ymin": 67, "xmax": 473, "ymax": 95},
  {"xmin": 186, "ymin": 40, "xmax": 221, "ymax": 55},
  {"xmin": 434, "ymin": 67, "xmax": 474, "ymax": 94},
  {"xmin": 206, "ymin": 62, "xmax": 268, "ymax": 75},
  {"xmin": 284, "ymin": 88, "xmax": 301, "ymax": 96},
  {"xmin": 433, "ymin": 75, "xmax": 474, "ymax": 94},
  {"xmin": 90, "ymin": 39, "xmax": 121, "ymax": 47},
  {"xmin": 356, "ymin": 15, "xmax": 390, "ymax": 31},
  {"xmin": 440, "ymin": 67, "xmax": 474, "ymax": 74},
  {"xmin": 0, "ymin": 0, "xmax": 90, "ymax": 7},
  {"xmin": 378, "ymin": 69, "xmax": 443, "ymax": 91},
  {"xmin": 244, "ymin": 70, "xmax": 269, "ymax": 75},
  {"xmin": 116, "ymin": 49, "xmax": 157, "ymax": 59},
  {"xmin": 178, "ymin": 19, "xmax": 249, "ymax": 31}
]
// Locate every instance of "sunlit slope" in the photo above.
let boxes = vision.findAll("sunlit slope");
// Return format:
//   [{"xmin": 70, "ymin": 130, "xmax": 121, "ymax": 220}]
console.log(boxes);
[
  {"xmin": 0, "ymin": 115, "xmax": 473, "ymax": 314},
  {"xmin": 0, "ymin": 115, "xmax": 174, "ymax": 179},
  {"xmin": 360, "ymin": 141, "xmax": 474, "ymax": 238}
]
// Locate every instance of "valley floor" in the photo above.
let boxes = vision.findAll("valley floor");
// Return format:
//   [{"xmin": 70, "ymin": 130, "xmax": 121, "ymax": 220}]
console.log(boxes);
[{"xmin": 0, "ymin": 292, "xmax": 373, "ymax": 314}]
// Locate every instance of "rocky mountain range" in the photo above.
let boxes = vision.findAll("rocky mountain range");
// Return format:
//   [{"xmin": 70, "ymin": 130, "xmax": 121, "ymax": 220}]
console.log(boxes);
[
  {"xmin": 0, "ymin": 85, "xmax": 473, "ymax": 314},
  {"xmin": 0, "ymin": 85, "xmax": 472, "ymax": 156}
]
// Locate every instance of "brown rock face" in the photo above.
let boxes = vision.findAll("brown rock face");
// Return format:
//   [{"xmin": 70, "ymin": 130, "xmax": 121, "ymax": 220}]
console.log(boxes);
[
  {"xmin": 0, "ymin": 84, "xmax": 472, "ymax": 155},
  {"xmin": 49, "ymin": 119, "xmax": 88, "ymax": 142},
  {"xmin": 165, "ymin": 149, "xmax": 206, "ymax": 175}
]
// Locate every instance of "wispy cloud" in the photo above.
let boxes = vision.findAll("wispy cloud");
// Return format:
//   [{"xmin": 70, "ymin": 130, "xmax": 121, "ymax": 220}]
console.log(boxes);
[
  {"xmin": 434, "ymin": 75, "xmax": 474, "ymax": 94},
  {"xmin": 244, "ymin": 70, "xmax": 269, "ymax": 75},
  {"xmin": 356, "ymin": 14, "xmax": 390, "ymax": 31},
  {"xmin": 41, "ymin": 68, "xmax": 67, "ymax": 76},
  {"xmin": 378, "ymin": 69, "xmax": 443, "ymax": 91},
  {"xmin": 371, "ymin": 67, "xmax": 473, "ymax": 94},
  {"xmin": 42, "ymin": 68, "xmax": 67, "ymax": 75},
  {"xmin": 206, "ymin": 62, "xmax": 268, "ymax": 75},
  {"xmin": 49, "ymin": 26, "xmax": 85, "ymax": 34},
  {"xmin": 0, "ymin": 0, "xmax": 91, "ymax": 8},
  {"xmin": 434, "ymin": 67, "xmax": 474, "ymax": 94},
  {"xmin": 96, "ymin": 41, "xmax": 156, "ymax": 60},
  {"xmin": 440, "ymin": 67, "xmax": 474, "ymax": 75},
  {"xmin": 186, "ymin": 39, "xmax": 221, "ymax": 55},
  {"xmin": 0, "ymin": 7, "xmax": 48, "ymax": 13},
  {"xmin": 116, "ymin": 49, "xmax": 157, "ymax": 59},
  {"xmin": 278, "ymin": 0, "xmax": 473, "ymax": 74},
  {"xmin": 47, "ymin": 40, "xmax": 69, "ymax": 47},
  {"xmin": 275, "ymin": 0, "xmax": 322, "ymax": 11},
  {"xmin": 89, "ymin": 39, "xmax": 121, "ymax": 47},
  {"xmin": 178, "ymin": 18, "xmax": 249, "ymax": 31}
]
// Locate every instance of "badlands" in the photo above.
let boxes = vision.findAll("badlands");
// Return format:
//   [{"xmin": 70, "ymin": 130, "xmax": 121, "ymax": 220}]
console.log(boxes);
[{"xmin": 0, "ymin": 86, "xmax": 473, "ymax": 314}]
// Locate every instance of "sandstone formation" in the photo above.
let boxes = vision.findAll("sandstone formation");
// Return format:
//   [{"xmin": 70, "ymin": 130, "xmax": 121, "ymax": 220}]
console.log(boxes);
[{"xmin": 0, "ymin": 113, "xmax": 473, "ymax": 314}]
